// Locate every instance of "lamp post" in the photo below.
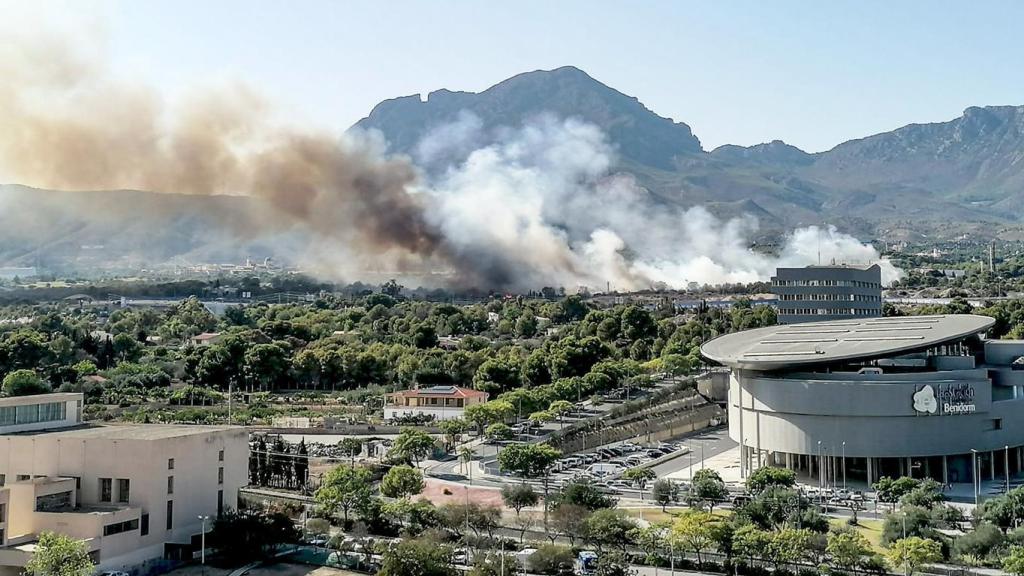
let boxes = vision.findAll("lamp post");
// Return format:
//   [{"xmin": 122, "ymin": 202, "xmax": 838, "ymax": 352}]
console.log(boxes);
[
  {"xmin": 1006, "ymin": 445, "xmax": 1011, "ymax": 495},
  {"xmin": 197, "ymin": 515, "xmax": 209, "ymax": 573},
  {"xmin": 842, "ymin": 441, "xmax": 847, "ymax": 491},
  {"xmin": 817, "ymin": 441, "xmax": 823, "ymax": 497},
  {"xmin": 971, "ymin": 449, "xmax": 980, "ymax": 508}
]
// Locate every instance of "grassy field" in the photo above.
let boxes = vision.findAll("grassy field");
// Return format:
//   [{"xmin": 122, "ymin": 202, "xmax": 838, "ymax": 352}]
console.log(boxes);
[
  {"xmin": 830, "ymin": 518, "xmax": 886, "ymax": 552},
  {"xmin": 621, "ymin": 506, "xmax": 733, "ymax": 524}
]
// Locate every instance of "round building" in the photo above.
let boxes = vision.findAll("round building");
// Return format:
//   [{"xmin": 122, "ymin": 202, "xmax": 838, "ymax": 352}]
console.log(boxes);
[{"xmin": 700, "ymin": 314, "xmax": 1024, "ymax": 486}]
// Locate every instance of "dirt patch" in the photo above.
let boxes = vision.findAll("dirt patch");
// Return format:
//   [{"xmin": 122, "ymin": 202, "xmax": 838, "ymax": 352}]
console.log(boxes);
[{"xmin": 416, "ymin": 478, "xmax": 505, "ymax": 509}]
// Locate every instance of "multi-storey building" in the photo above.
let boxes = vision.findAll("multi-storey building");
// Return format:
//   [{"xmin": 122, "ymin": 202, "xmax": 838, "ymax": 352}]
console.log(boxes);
[
  {"xmin": 0, "ymin": 393, "xmax": 248, "ymax": 575},
  {"xmin": 771, "ymin": 264, "xmax": 883, "ymax": 324}
]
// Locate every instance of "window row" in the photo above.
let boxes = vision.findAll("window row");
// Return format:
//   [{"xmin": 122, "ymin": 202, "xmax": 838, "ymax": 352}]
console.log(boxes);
[
  {"xmin": 103, "ymin": 518, "xmax": 139, "ymax": 536},
  {"xmin": 773, "ymin": 279, "xmax": 880, "ymax": 288},
  {"xmin": 778, "ymin": 293, "xmax": 881, "ymax": 302},
  {"xmin": 782, "ymin": 308, "xmax": 880, "ymax": 316},
  {"xmin": 0, "ymin": 402, "xmax": 67, "ymax": 427}
]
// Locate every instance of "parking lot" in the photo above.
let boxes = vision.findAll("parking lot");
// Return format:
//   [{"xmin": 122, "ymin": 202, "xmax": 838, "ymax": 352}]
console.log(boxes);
[{"xmin": 546, "ymin": 439, "xmax": 691, "ymax": 492}]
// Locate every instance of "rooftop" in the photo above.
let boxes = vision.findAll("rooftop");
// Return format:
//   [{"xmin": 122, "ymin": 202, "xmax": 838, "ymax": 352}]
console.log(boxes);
[
  {"xmin": 387, "ymin": 385, "xmax": 488, "ymax": 399},
  {"xmin": 700, "ymin": 314, "xmax": 995, "ymax": 370},
  {"xmin": 6, "ymin": 423, "xmax": 242, "ymax": 440}
]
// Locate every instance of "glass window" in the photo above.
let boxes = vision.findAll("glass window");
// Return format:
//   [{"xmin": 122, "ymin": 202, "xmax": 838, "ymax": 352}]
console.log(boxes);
[
  {"xmin": 218, "ymin": 449, "xmax": 224, "ymax": 462},
  {"xmin": 168, "ymin": 458, "xmax": 174, "ymax": 470},
  {"xmin": 36, "ymin": 491, "xmax": 72, "ymax": 512},
  {"xmin": 167, "ymin": 476, "xmax": 174, "ymax": 495},
  {"xmin": 218, "ymin": 467, "xmax": 223, "ymax": 485},
  {"xmin": 166, "ymin": 500, "xmax": 173, "ymax": 530},
  {"xmin": 99, "ymin": 478, "xmax": 112, "ymax": 502},
  {"xmin": 141, "ymin": 513, "xmax": 149, "ymax": 536},
  {"xmin": 217, "ymin": 490, "xmax": 224, "ymax": 517},
  {"xmin": 117, "ymin": 479, "xmax": 130, "ymax": 503}
]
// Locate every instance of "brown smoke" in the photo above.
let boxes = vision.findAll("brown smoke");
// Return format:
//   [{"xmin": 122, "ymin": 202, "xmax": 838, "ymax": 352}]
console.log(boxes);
[{"xmin": 0, "ymin": 37, "xmax": 446, "ymax": 271}]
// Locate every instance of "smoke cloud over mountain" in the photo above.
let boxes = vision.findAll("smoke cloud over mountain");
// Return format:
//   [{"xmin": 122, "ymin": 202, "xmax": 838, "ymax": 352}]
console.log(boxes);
[{"xmin": 0, "ymin": 36, "xmax": 899, "ymax": 291}]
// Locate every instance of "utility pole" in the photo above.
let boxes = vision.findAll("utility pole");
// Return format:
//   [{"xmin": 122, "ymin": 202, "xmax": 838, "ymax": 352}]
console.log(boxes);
[
  {"xmin": 972, "ymin": 449, "xmax": 980, "ymax": 508},
  {"xmin": 198, "ymin": 515, "xmax": 209, "ymax": 575}
]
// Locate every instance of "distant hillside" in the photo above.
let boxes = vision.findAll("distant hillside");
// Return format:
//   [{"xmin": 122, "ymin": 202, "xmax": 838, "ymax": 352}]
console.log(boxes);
[
  {"xmin": 354, "ymin": 66, "xmax": 1021, "ymax": 235},
  {"xmin": 7, "ymin": 68, "xmax": 1024, "ymax": 273},
  {"xmin": 0, "ymin": 185, "xmax": 288, "ymax": 272},
  {"xmin": 353, "ymin": 66, "xmax": 702, "ymax": 171}
]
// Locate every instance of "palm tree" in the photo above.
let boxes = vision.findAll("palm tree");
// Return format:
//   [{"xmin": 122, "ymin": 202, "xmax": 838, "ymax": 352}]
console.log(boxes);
[{"xmin": 459, "ymin": 446, "xmax": 474, "ymax": 478}]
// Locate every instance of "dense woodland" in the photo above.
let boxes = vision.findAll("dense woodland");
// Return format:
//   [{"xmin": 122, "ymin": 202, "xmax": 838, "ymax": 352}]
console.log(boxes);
[{"xmin": 0, "ymin": 287, "xmax": 776, "ymax": 421}]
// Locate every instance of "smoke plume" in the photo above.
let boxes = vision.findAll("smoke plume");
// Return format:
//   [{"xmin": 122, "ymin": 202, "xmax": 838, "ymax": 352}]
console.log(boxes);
[{"xmin": 0, "ymin": 36, "xmax": 900, "ymax": 291}]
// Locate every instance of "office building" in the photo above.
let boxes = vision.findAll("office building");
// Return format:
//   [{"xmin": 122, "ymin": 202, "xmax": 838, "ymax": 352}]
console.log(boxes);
[
  {"xmin": 771, "ymin": 264, "xmax": 883, "ymax": 324},
  {"xmin": 701, "ymin": 314, "xmax": 1024, "ymax": 487},
  {"xmin": 0, "ymin": 393, "xmax": 248, "ymax": 575}
]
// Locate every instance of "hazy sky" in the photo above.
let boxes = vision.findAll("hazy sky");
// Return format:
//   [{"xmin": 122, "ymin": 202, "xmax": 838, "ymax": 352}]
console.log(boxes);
[{"xmin": 7, "ymin": 0, "xmax": 1024, "ymax": 152}]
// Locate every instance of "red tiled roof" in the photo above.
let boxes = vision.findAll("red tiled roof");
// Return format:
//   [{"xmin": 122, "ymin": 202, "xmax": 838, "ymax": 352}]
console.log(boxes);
[{"xmin": 386, "ymin": 386, "xmax": 488, "ymax": 400}]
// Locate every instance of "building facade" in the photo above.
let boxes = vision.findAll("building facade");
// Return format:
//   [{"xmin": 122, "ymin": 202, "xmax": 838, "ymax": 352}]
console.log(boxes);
[
  {"xmin": 771, "ymin": 264, "xmax": 882, "ymax": 324},
  {"xmin": 384, "ymin": 386, "xmax": 488, "ymax": 421},
  {"xmin": 701, "ymin": 315, "xmax": 1024, "ymax": 487},
  {"xmin": 0, "ymin": 393, "xmax": 248, "ymax": 575}
]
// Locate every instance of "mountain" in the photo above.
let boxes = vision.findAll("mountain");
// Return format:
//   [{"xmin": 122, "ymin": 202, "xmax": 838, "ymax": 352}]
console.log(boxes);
[
  {"xmin": 0, "ymin": 185, "xmax": 292, "ymax": 272},
  {"xmin": 353, "ymin": 66, "xmax": 702, "ymax": 171},
  {"xmin": 6, "ymin": 67, "xmax": 1024, "ymax": 272},
  {"xmin": 355, "ymin": 66, "xmax": 1023, "ymax": 236}
]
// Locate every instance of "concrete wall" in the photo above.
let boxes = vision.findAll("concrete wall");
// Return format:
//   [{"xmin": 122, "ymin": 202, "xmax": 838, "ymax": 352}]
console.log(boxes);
[
  {"xmin": 384, "ymin": 406, "xmax": 466, "ymax": 421},
  {"xmin": 730, "ymin": 368, "xmax": 1024, "ymax": 458},
  {"xmin": 0, "ymin": 426, "xmax": 248, "ymax": 571}
]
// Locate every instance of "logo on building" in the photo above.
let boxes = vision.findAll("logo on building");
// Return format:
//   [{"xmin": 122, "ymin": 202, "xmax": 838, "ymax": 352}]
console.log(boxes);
[
  {"xmin": 913, "ymin": 382, "xmax": 976, "ymax": 415},
  {"xmin": 912, "ymin": 385, "xmax": 938, "ymax": 414}
]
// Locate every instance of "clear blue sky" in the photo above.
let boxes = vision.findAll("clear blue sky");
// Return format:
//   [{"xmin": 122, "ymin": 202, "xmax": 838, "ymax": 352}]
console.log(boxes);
[{"xmin": 10, "ymin": 0, "xmax": 1024, "ymax": 152}]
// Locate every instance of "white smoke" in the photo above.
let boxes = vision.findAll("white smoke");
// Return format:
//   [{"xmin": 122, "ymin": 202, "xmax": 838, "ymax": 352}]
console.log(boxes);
[{"xmin": 417, "ymin": 113, "xmax": 902, "ymax": 291}]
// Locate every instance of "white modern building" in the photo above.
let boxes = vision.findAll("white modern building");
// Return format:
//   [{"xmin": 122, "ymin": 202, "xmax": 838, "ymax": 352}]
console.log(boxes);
[
  {"xmin": 384, "ymin": 385, "xmax": 488, "ymax": 421},
  {"xmin": 0, "ymin": 392, "xmax": 248, "ymax": 575},
  {"xmin": 702, "ymin": 314, "xmax": 1024, "ymax": 488}
]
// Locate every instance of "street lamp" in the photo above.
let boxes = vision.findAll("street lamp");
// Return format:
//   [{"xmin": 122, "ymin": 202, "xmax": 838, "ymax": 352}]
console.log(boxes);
[
  {"xmin": 971, "ymin": 449, "xmax": 980, "ymax": 508},
  {"xmin": 1006, "ymin": 445, "xmax": 1011, "ymax": 495},
  {"xmin": 842, "ymin": 441, "xmax": 847, "ymax": 491},
  {"xmin": 197, "ymin": 515, "xmax": 209, "ymax": 571},
  {"xmin": 817, "ymin": 441, "xmax": 823, "ymax": 496}
]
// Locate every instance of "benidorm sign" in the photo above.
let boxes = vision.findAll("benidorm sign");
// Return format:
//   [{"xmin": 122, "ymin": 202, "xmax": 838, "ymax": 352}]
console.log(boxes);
[{"xmin": 912, "ymin": 383, "xmax": 976, "ymax": 415}]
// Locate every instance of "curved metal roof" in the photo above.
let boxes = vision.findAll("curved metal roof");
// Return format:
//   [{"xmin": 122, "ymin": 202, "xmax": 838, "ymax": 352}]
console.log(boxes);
[{"xmin": 700, "ymin": 314, "xmax": 995, "ymax": 370}]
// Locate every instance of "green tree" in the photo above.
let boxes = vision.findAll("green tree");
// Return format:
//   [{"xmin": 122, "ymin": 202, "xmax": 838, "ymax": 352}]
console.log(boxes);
[
  {"xmin": 767, "ymin": 528, "xmax": 812, "ymax": 570},
  {"xmin": 3, "ymin": 369, "xmax": 51, "ymax": 396},
  {"xmin": 380, "ymin": 465, "xmax": 425, "ymax": 499},
  {"xmin": 390, "ymin": 429, "xmax": 436, "ymax": 467},
  {"xmin": 1004, "ymin": 545, "xmax": 1024, "ymax": 576},
  {"xmin": 745, "ymin": 466, "xmax": 797, "ymax": 494},
  {"xmin": 24, "ymin": 531, "xmax": 94, "ymax": 576},
  {"xmin": 621, "ymin": 467, "xmax": 656, "ymax": 501},
  {"xmin": 526, "ymin": 544, "xmax": 576, "ymax": 575},
  {"xmin": 886, "ymin": 537, "xmax": 942, "ymax": 576},
  {"xmin": 485, "ymin": 423, "xmax": 514, "ymax": 441},
  {"xmin": 243, "ymin": 343, "xmax": 288, "ymax": 391},
  {"xmin": 672, "ymin": 509, "xmax": 716, "ymax": 566},
  {"xmin": 874, "ymin": 476, "xmax": 920, "ymax": 512},
  {"xmin": 688, "ymin": 468, "xmax": 729, "ymax": 512},
  {"xmin": 315, "ymin": 465, "xmax": 373, "ymax": 524},
  {"xmin": 502, "ymin": 483, "xmax": 539, "ymax": 517},
  {"xmin": 379, "ymin": 537, "xmax": 456, "ymax": 576},
  {"xmin": 593, "ymin": 551, "xmax": 635, "ymax": 576},
  {"xmin": 827, "ymin": 528, "xmax": 873, "ymax": 571},
  {"xmin": 551, "ymin": 503, "xmax": 590, "ymax": 546},
  {"xmin": 583, "ymin": 509, "xmax": 638, "ymax": 553},
  {"xmin": 553, "ymin": 478, "xmax": 617, "ymax": 511},
  {"xmin": 337, "ymin": 437, "xmax": 364, "ymax": 466},
  {"xmin": 439, "ymin": 418, "xmax": 468, "ymax": 452},
  {"xmin": 497, "ymin": 443, "xmax": 560, "ymax": 479},
  {"xmin": 651, "ymin": 478, "xmax": 679, "ymax": 511}
]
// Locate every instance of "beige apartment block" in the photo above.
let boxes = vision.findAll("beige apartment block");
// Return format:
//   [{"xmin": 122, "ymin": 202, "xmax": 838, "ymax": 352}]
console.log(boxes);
[{"xmin": 0, "ymin": 393, "xmax": 248, "ymax": 575}]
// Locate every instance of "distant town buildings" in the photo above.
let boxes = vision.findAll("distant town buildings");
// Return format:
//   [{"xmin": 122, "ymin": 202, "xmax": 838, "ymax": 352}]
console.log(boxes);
[
  {"xmin": 384, "ymin": 385, "xmax": 488, "ymax": 421},
  {"xmin": 771, "ymin": 264, "xmax": 883, "ymax": 324},
  {"xmin": 0, "ymin": 393, "xmax": 247, "ymax": 575}
]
